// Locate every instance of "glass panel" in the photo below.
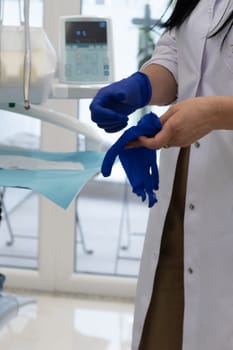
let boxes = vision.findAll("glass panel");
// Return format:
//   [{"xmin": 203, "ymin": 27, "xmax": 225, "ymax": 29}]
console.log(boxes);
[
  {"xmin": 0, "ymin": 0, "xmax": 43, "ymax": 270},
  {"xmin": 3, "ymin": 0, "xmax": 43, "ymax": 26},
  {"xmin": 75, "ymin": 0, "xmax": 168, "ymax": 277}
]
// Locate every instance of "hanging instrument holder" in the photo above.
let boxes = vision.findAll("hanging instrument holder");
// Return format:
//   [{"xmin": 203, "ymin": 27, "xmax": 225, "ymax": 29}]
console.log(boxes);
[
  {"xmin": 21, "ymin": 0, "xmax": 31, "ymax": 109},
  {"xmin": 0, "ymin": 0, "xmax": 56, "ymax": 107}
]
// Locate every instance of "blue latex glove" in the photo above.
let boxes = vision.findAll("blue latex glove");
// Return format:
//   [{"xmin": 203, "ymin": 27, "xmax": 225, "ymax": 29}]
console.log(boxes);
[
  {"xmin": 101, "ymin": 112, "xmax": 162, "ymax": 207},
  {"xmin": 89, "ymin": 72, "xmax": 152, "ymax": 133}
]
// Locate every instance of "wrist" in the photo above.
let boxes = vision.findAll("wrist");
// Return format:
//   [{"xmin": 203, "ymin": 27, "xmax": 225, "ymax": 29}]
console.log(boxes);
[
  {"xmin": 205, "ymin": 96, "xmax": 233, "ymax": 130},
  {"xmin": 132, "ymin": 71, "xmax": 152, "ymax": 106}
]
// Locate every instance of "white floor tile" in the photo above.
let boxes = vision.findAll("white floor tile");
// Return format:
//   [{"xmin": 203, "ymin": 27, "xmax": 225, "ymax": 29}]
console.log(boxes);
[{"xmin": 0, "ymin": 292, "xmax": 134, "ymax": 350}]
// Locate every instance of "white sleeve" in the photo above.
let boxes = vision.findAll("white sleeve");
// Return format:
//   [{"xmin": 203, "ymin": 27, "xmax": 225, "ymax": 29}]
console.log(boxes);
[{"xmin": 141, "ymin": 29, "xmax": 178, "ymax": 82}]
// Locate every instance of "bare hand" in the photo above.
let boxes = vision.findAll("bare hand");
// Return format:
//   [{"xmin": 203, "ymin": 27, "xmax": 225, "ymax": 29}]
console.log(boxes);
[{"xmin": 128, "ymin": 97, "xmax": 217, "ymax": 149}]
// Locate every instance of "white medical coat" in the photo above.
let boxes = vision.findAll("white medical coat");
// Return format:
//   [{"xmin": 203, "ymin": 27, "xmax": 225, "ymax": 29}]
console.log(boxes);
[{"xmin": 132, "ymin": 1, "xmax": 233, "ymax": 349}]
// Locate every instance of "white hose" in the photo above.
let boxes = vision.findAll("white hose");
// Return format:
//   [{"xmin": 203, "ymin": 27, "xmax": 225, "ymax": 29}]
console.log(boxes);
[{"xmin": 0, "ymin": 102, "xmax": 105, "ymax": 147}]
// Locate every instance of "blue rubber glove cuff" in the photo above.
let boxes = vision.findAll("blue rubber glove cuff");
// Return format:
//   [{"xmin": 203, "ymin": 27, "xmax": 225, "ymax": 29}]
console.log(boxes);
[
  {"xmin": 89, "ymin": 71, "xmax": 152, "ymax": 133},
  {"xmin": 101, "ymin": 112, "xmax": 162, "ymax": 207}
]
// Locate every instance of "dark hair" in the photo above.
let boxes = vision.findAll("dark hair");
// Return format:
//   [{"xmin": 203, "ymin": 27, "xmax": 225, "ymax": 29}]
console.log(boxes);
[
  {"xmin": 161, "ymin": 0, "xmax": 200, "ymax": 29},
  {"xmin": 162, "ymin": 0, "xmax": 233, "ymax": 38}
]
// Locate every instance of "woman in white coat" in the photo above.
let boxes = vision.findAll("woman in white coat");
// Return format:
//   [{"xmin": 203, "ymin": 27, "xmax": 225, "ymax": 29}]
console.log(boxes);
[{"xmin": 90, "ymin": 0, "xmax": 233, "ymax": 349}]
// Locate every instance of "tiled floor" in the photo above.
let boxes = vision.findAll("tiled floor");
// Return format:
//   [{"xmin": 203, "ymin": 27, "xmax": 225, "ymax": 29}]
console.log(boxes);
[{"xmin": 0, "ymin": 291, "xmax": 134, "ymax": 350}]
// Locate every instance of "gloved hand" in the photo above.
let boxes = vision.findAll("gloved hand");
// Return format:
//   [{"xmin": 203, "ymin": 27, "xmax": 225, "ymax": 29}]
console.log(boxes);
[
  {"xmin": 89, "ymin": 71, "xmax": 152, "ymax": 133},
  {"xmin": 101, "ymin": 112, "xmax": 162, "ymax": 207}
]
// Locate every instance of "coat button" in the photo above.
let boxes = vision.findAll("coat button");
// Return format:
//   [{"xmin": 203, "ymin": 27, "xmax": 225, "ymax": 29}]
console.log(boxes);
[
  {"xmin": 189, "ymin": 203, "xmax": 195, "ymax": 210},
  {"xmin": 188, "ymin": 267, "xmax": 193, "ymax": 274}
]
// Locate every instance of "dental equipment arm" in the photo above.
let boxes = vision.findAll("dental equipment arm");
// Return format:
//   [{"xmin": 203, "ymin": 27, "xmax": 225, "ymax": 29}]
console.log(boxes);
[{"xmin": 0, "ymin": 103, "xmax": 105, "ymax": 151}]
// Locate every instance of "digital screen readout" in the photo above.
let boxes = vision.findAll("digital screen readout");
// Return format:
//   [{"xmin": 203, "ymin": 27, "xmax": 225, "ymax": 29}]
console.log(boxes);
[{"xmin": 65, "ymin": 21, "xmax": 107, "ymax": 44}]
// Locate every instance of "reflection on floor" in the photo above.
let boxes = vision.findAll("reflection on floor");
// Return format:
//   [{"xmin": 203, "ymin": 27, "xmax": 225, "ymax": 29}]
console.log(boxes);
[
  {"xmin": 0, "ymin": 172, "xmax": 149, "ymax": 277},
  {"xmin": 0, "ymin": 292, "xmax": 134, "ymax": 350}
]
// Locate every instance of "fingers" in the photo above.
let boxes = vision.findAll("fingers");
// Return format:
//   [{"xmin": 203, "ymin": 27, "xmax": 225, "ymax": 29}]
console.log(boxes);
[
  {"xmin": 118, "ymin": 107, "xmax": 175, "ymax": 150},
  {"xmin": 97, "ymin": 117, "xmax": 128, "ymax": 132},
  {"xmin": 137, "ymin": 107, "xmax": 178, "ymax": 149},
  {"xmin": 132, "ymin": 108, "xmax": 173, "ymax": 149},
  {"xmin": 159, "ymin": 106, "xmax": 175, "ymax": 124},
  {"xmin": 90, "ymin": 106, "xmax": 129, "ymax": 132},
  {"xmin": 125, "ymin": 126, "xmax": 171, "ymax": 150},
  {"xmin": 137, "ymin": 124, "xmax": 172, "ymax": 149},
  {"xmin": 101, "ymin": 149, "xmax": 117, "ymax": 176},
  {"xmin": 103, "ymin": 123, "xmax": 128, "ymax": 133},
  {"xmin": 125, "ymin": 139, "xmax": 143, "ymax": 149}
]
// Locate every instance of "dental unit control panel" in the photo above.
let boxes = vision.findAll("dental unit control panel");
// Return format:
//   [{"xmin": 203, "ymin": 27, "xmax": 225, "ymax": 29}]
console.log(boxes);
[{"xmin": 59, "ymin": 16, "xmax": 114, "ymax": 85}]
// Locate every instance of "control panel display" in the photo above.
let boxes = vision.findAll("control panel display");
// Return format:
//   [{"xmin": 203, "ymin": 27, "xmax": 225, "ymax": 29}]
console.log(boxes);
[{"xmin": 59, "ymin": 17, "xmax": 113, "ymax": 84}]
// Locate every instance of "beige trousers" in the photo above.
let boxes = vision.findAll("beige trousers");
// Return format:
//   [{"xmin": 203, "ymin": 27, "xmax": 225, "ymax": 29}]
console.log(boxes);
[{"xmin": 139, "ymin": 147, "xmax": 190, "ymax": 350}]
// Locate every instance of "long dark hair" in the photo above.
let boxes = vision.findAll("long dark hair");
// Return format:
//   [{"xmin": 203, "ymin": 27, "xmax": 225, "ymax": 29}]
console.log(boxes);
[
  {"xmin": 161, "ymin": 0, "xmax": 233, "ymax": 37},
  {"xmin": 161, "ymin": 0, "xmax": 200, "ymax": 29}
]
